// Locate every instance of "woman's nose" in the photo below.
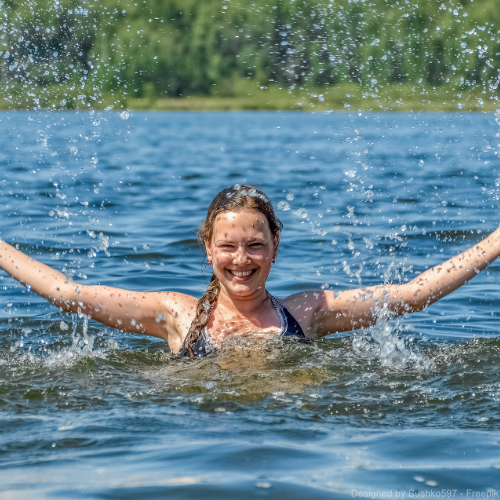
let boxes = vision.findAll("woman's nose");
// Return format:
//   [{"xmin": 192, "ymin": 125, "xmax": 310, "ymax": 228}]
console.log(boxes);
[{"xmin": 233, "ymin": 246, "xmax": 250, "ymax": 265}]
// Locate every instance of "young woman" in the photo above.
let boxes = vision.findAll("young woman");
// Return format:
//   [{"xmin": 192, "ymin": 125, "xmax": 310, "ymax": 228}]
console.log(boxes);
[{"xmin": 1, "ymin": 185, "xmax": 499, "ymax": 357}]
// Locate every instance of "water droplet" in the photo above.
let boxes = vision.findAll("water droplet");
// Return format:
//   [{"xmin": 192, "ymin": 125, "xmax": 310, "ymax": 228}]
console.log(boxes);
[
  {"xmin": 293, "ymin": 208, "xmax": 307, "ymax": 219},
  {"xmin": 256, "ymin": 482, "xmax": 272, "ymax": 489},
  {"xmin": 278, "ymin": 201, "xmax": 290, "ymax": 211}
]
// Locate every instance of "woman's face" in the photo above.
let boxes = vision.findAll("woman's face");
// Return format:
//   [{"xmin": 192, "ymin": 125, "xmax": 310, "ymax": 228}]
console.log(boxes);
[{"xmin": 206, "ymin": 209, "xmax": 278, "ymax": 298}]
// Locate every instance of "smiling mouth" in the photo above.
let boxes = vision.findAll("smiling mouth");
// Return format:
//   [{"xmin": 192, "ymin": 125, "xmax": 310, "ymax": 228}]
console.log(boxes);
[{"xmin": 228, "ymin": 269, "xmax": 256, "ymax": 278}]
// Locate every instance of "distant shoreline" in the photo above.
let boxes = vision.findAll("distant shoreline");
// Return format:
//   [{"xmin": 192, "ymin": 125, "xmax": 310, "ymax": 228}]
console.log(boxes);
[
  {"xmin": 1, "ymin": 82, "xmax": 498, "ymax": 113},
  {"xmin": 115, "ymin": 97, "xmax": 500, "ymax": 113}
]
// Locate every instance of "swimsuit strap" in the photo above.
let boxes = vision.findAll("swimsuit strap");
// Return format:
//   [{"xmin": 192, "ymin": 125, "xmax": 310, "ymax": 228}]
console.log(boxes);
[
  {"xmin": 268, "ymin": 293, "xmax": 306, "ymax": 338},
  {"xmin": 268, "ymin": 294, "xmax": 288, "ymax": 333}
]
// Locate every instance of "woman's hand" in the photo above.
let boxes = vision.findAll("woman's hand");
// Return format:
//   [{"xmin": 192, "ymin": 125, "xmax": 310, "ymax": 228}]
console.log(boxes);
[{"xmin": 284, "ymin": 226, "xmax": 500, "ymax": 339}]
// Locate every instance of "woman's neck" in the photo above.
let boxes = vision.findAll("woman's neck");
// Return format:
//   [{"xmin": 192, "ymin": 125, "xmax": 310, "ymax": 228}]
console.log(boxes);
[{"xmin": 216, "ymin": 286, "xmax": 271, "ymax": 321}]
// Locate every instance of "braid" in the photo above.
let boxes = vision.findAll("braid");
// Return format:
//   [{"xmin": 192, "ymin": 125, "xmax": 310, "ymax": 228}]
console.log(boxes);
[{"xmin": 181, "ymin": 274, "xmax": 221, "ymax": 357}]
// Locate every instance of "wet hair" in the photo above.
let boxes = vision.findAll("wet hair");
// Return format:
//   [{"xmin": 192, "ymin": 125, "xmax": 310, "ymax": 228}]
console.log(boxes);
[{"xmin": 180, "ymin": 185, "xmax": 283, "ymax": 357}]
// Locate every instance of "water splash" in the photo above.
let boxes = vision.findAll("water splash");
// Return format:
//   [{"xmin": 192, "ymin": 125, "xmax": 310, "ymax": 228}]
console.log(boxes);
[
  {"xmin": 4, "ymin": 324, "xmax": 118, "ymax": 368},
  {"xmin": 353, "ymin": 316, "xmax": 432, "ymax": 371}
]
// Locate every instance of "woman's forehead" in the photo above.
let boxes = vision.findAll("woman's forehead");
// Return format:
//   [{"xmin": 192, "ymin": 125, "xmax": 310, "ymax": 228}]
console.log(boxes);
[{"xmin": 213, "ymin": 210, "xmax": 270, "ymax": 234}]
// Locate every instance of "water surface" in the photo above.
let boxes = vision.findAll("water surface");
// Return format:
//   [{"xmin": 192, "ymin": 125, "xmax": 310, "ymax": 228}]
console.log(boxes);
[{"xmin": 1, "ymin": 111, "xmax": 500, "ymax": 499}]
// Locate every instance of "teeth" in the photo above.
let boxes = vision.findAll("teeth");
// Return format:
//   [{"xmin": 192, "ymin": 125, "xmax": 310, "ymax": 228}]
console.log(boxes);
[{"xmin": 232, "ymin": 270, "xmax": 253, "ymax": 277}]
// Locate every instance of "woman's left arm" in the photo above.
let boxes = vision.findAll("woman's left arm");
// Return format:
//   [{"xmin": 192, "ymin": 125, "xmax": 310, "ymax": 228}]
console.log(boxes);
[{"xmin": 285, "ymin": 226, "xmax": 500, "ymax": 339}]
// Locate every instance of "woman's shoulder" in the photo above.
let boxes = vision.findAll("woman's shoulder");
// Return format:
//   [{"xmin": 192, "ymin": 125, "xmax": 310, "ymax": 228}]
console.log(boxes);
[
  {"xmin": 280, "ymin": 291, "xmax": 328, "ymax": 334},
  {"xmin": 154, "ymin": 292, "xmax": 199, "ymax": 352},
  {"xmin": 157, "ymin": 290, "xmax": 198, "ymax": 304},
  {"xmin": 156, "ymin": 291, "xmax": 198, "ymax": 319},
  {"xmin": 280, "ymin": 290, "xmax": 326, "ymax": 310}
]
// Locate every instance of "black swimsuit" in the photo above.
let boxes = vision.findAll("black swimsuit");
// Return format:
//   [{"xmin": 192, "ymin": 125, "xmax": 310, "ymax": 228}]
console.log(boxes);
[{"xmin": 181, "ymin": 294, "xmax": 305, "ymax": 357}]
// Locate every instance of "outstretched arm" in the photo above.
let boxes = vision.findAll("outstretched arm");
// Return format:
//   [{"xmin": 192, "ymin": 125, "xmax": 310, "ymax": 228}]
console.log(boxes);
[
  {"xmin": 285, "ymin": 226, "xmax": 500, "ymax": 339},
  {"xmin": 0, "ymin": 239, "xmax": 184, "ymax": 342}
]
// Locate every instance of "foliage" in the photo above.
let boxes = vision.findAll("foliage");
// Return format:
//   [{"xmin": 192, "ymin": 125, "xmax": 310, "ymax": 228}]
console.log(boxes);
[{"xmin": 0, "ymin": 0, "xmax": 499, "ymax": 110}]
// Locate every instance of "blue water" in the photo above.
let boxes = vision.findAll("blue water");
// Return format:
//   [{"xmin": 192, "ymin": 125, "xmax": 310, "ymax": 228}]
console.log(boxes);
[{"xmin": 1, "ymin": 111, "xmax": 500, "ymax": 498}]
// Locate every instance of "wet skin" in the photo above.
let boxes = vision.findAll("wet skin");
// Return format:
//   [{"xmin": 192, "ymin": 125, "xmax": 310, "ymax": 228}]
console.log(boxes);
[{"xmin": 2, "ymin": 211, "xmax": 500, "ymax": 353}]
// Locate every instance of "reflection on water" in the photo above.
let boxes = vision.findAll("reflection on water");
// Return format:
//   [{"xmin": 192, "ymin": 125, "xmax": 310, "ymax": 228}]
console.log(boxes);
[{"xmin": 1, "ymin": 111, "xmax": 500, "ymax": 498}]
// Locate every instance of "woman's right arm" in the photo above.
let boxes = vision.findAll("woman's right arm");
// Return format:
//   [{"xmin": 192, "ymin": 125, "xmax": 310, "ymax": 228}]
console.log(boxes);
[{"xmin": 0, "ymin": 239, "xmax": 187, "ymax": 344}]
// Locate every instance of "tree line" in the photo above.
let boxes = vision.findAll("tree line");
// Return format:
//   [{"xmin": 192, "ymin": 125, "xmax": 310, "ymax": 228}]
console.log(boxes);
[{"xmin": 1, "ymin": 0, "xmax": 499, "ymax": 103}]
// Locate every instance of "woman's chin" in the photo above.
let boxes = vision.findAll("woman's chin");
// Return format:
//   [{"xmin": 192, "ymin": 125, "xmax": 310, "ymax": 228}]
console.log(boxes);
[
  {"xmin": 223, "ymin": 281, "xmax": 264, "ymax": 297},
  {"xmin": 226, "ymin": 284, "xmax": 254, "ymax": 296}
]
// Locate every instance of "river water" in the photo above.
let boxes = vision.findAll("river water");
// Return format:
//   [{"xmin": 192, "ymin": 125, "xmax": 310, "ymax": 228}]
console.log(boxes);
[{"xmin": 1, "ymin": 111, "xmax": 500, "ymax": 499}]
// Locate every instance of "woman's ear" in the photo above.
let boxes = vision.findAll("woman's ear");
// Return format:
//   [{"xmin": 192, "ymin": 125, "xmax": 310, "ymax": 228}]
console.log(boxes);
[{"xmin": 205, "ymin": 240, "xmax": 213, "ymax": 263}]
